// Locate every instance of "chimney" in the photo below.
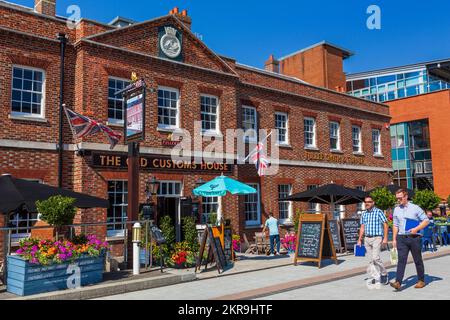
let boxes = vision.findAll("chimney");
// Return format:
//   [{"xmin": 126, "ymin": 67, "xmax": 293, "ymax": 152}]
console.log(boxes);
[
  {"xmin": 34, "ymin": 0, "xmax": 56, "ymax": 16},
  {"xmin": 265, "ymin": 55, "xmax": 279, "ymax": 73},
  {"xmin": 278, "ymin": 42, "xmax": 353, "ymax": 91},
  {"xmin": 169, "ymin": 7, "xmax": 192, "ymax": 30}
]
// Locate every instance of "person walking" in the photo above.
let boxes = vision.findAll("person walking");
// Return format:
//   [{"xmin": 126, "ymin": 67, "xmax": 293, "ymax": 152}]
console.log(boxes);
[
  {"xmin": 357, "ymin": 196, "xmax": 389, "ymax": 289},
  {"xmin": 391, "ymin": 189, "xmax": 430, "ymax": 291},
  {"xmin": 262, "ymin": 213, "xmax": 280, "ymax": 256}
]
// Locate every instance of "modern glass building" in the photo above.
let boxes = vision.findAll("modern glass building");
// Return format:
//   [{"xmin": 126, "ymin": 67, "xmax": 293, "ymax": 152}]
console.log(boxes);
[
  {"xmin": 347, "ymin": 59, "xmax": 450, "ymax": 103},
  {"xmin": 347, "ymin": 59, "xmax": 450, "ymax": 193}
]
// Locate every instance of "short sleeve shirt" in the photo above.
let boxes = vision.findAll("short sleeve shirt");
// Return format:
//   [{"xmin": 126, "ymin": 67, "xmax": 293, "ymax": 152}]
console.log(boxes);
[
  {"xmin": 265, "ymin": 217, "xmax": 280, "ymax": 236},
  {"xmin": 393, "ymin": 202, "xmax": 429, "ymax": 235}
]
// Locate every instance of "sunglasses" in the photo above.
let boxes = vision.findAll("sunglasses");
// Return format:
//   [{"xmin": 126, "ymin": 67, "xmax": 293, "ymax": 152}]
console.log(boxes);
[{"xmin": 364, "ymin": 201, "xmax": 374, "ymax": 204}]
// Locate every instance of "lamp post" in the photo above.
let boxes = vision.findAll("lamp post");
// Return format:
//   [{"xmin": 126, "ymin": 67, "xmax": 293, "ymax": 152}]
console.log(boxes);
[
  {"xmin": 132, "ymin": 223, "xmax": 142, "ymax": 275},
  {"xmin": 144, "ymin": 177, "xmax": 159, "ymax": 222}
]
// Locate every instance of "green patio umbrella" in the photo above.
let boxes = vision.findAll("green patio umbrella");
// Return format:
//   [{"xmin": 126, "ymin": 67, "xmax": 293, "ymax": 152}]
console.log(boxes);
[{"xmin": 193, "ymin": 175, "xmax": 257, "ymax": 197}]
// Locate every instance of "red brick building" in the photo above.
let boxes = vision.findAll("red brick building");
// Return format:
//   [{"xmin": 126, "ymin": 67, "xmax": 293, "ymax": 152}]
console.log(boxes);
[{"xmin": 0, "ymin": 0, "xmax": 392, "ymax": 261}]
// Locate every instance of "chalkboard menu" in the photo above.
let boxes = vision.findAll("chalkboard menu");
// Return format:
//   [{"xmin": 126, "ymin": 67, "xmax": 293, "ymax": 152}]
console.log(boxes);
[
  {"xmin": 294, "ymin": 214, "xmax": 338, "ymax": 268},
  {"xmin": 223, "ymin": 228, "xmax": 233, "ymax": 263},
  {"xmin": 328, "ymin": 220, "xmax": 342, "ymax": 253},
  {"xmin": 214, "ymin": 237, "xmax": 227, "ymax": 270},
  {"xmin": 341, "ymin": 219, "xmax": 361, "ymax": 251},
  {"xmin": 297, "ymin": 223, "xmax": 322, "ymax": 259}
]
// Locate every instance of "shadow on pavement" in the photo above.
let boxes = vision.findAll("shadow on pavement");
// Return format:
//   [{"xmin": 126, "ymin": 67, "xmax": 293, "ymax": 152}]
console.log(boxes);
[
  {"xmin": 295, "ymin": 259, "xmax": 345, "ymax": 268},
  {"xmin": 237, "ymin": 254, "xmax": 292, "ymax": 262},
  {"xmin": 401, "ymin": 274, "xmax": 443, "ymax": 290}
]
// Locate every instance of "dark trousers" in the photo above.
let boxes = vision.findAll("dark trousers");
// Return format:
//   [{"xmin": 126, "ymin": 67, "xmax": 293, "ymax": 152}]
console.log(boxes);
[
  {"xmin": 270, "ymin": 235, "xmax": 281, "ymax": 254},
  {"xmin": 396, "ymin": 236, "xmax": 425, "ymax": 284}
]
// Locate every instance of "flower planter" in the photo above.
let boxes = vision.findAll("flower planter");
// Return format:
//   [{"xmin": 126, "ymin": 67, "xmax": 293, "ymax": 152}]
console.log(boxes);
[{"xmin": 7, "ymin": 254, "xmax": 105, "ymax": 296}]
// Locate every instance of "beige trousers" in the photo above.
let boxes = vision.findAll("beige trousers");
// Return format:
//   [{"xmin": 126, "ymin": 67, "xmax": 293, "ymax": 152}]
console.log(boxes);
[{"xmin": 365, "ymin": 237, "xmax": 387, "ymax": 281}]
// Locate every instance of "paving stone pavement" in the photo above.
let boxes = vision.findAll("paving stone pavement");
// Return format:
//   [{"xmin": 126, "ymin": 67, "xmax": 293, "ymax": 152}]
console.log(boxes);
[
  {"xmin": 258, "ymin": 254, "xmax": 450, "ymax": 300},
  {"xmin": 97, "ymin": 247, "xmax": 450, "ymax": 300}
]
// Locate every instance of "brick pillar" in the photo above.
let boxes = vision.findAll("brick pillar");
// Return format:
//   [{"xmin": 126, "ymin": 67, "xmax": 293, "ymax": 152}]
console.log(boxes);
[
  {"xmin": 34, "ymin": 0, "xmax": 56, "ymax": 16},
  {"xmin": 264, "ymin": 55, "xmax": 279, "ymax": 73}
]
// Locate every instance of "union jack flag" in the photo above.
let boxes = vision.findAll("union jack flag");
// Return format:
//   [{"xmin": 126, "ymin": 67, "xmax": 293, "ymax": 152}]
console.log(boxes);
[
  {"xmin": 64, "ymin": 108, "xmax": 122, "ymax": 150},
  {"xmin": 251, "ymin": 142, "xmax": 270, "ymax": 177}
]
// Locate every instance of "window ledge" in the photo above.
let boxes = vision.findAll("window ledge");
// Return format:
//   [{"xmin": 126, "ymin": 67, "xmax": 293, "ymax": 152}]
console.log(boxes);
[
  {"xmin": 157, "ymin": 127, "xmax": 182, "ymax": 134},
  {"xmin": 9, "ymin": 114, "xmax": 48, "ymax": 123},
  {"xmin": 353, "ymin": 152, "xmax": 365, "ymax": 157},
  {"xmin": 107, "ymin": 121, "xmax": 124, "ymax": 128},
  {"xmin": 201, "ymin": 131, "xmax": 223, "ymax": 138},
  {"xmin": 305, "ymin": 147, "xmax": 319, "ymax": 151},
  {"xmin": 331, "ymin": 149, "xmax": 344, "ymax": 154},
  {"xmin": 245, "ymin": 224, "xmax": 263, "ymax": 230},
  {"xmin": 277, "ymin": 143, "xmax": 292, "ymax": 149},
  {"xmin": 106, "ymin": 236, "xmax": 125, "ymax": 242},
  {"xmin": 374, "ymin": 154, "xmax": 384, "ymax": 158}
]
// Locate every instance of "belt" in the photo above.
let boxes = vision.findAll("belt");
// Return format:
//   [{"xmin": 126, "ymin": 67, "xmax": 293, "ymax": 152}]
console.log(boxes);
[
  {"xmin": 399, "ymin": 234, "xmax": 421, "ymax": 239},
  {"xmin": 366, "ymin": 235, "xmax": 382, "ymax": 238}
]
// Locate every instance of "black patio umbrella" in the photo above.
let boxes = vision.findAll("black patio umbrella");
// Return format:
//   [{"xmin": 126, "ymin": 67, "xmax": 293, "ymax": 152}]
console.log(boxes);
[
  {"xmin": 368, "ymin": 184, "xmax": 416, "ymax": 199},
  {"xmin": 282, "ymin": 183, "xmax": 367, "ymax": 210},
  {"xmin": 0, "ymin": 175, "xmax": 110, "ymax": 214}
]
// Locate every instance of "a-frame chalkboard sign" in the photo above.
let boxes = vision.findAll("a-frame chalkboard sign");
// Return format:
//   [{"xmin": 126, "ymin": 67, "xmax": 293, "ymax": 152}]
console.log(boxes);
[
  {"xmin": 294, "ymin": 214, "xmax": 338, "ymax": 269},
  {"xmin": 195, "ymin": 226, "xmax": 227, "ymax": 274}
]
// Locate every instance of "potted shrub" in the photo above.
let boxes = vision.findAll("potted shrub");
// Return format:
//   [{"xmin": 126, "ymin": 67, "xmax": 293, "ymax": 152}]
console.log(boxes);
[
  {"xmin": 370, "ymin": 187, "xmax": 397, "ymax": 241},
  {"xmin": 412, "ymin": 190, "xmax": 441, "ymax": 212},
  {"xmin": 8, "ymin": 235, "xmax": 108, "ymax": 296},
  {"xmin": 35, "ymin": 196, "xmax": 77, "ymax": 240}
]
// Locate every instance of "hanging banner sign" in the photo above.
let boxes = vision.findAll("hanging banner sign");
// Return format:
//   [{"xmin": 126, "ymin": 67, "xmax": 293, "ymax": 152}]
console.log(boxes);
[{"xmin": 122, "ymin": 80, "xmax": 146, "ymax": 144}]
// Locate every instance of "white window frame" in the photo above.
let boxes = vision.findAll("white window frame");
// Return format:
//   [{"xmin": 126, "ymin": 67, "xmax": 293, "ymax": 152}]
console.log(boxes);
[
  {"xmin": 245, "ymin": 183, "xmax": 261, "ymax": 226},
  {"xmin": 352, "ymin": 125, "xmax": 362, "ymax": 153},
  {"xmin": 424, "ymin": 161, "xmax": 433, "ymax": 174},
  {"xmin": 415, "ymin": 162, "xmax": 424, "ymax": 174},
  {"xmin": 200, "ymin": 94, "xmax": 221, "ymax": 135},
  {"xmin": 107, "ymin": 180, "xmax": 128, "ymax": 238},
  {"xmin": 157, "ymin": 181, "xmax": 183, "ymax": 197},
  {"xmin": 372, "ymin": 129, "xmax": 382, "ymax": 155},
  {"xmin": 11, "ymin": 65, "xmax": 46, "ymax": 119},
  {"xmin": 278, "ymin": 184, "xmax": 293, "ymax": 224},
  {"xmin": 275, "ymin": 112, "xmax": 289, "ymax": 145},
  {"xmin": 157, "ymin": 86, "xmax": 180, "ymax": 131},
  {"xmin": 201, "ymin": 196, "xmax": 220, "ymax": 224},
  {"xmin": 108, "ymin": 77, "xmax": 130, "ymax": 125},
  {"xmin": 304, "ymin": 117, "xmax": 317, "ymax": 149},
  {"xmin": 242, "ymin": 105, "xmax": 258, "ymax": 143},
  {"xmin": 330, "ymin": 121, "xmax": 341, "ymax": 151},
  {"xmin": 307, "ymin": 185, "xmax": 321, "ymax": 214}
]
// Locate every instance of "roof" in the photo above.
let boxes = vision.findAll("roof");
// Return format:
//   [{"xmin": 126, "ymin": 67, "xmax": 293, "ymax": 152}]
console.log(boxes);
[
  {"xmin": 347, "ymin": 57, "xmax": 450, "ymax": 80},
  {"xmin": 108, "ymin": 16, "xmax": 136, "ymax": 27},
  {"xmin": 279, "ymin": 41, "xmax": 354, "ymax": 61}
]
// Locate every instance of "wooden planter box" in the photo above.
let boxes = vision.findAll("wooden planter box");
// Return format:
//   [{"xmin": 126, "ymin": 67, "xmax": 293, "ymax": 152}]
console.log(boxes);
[{"xmin": 7, "ymin": 254, "xmax": 105, "ymax": 296}]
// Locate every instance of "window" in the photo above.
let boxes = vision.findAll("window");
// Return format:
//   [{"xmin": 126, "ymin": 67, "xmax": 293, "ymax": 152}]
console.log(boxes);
[
  {"xmin": 242, "ymin": 106, "xmax": 258, "ymax": 142},
  {"xmin": 372, "ymin": 129, "xmax": 382, "ymax": 155},
  {"xmin": 202, "ymin": 197, "xmax": 219, "ymax": 223},
  {"xmin": 329, "ymin": 121, "xmax": 341, "ymax": 151},
  {"xmin": 356, "ymin": 186, "xmax": 365, "ymax": 212},
  {"xmin": 304, "ymin": 117, "xmax": 316, "ymax": 148},
  {"xmin": 157, "ymin": 181, "xmax": 182, "ymax": 196},
  {"xmin": 200, "ymin": 95, "xmax": 219, "ymax": 134},
  {"xmin": 307, "ymin": 185, "xmax": 320, "ymax": 213},
  {"xmin": 415, "ymin": 162, "xmax": 424, "ymax": 174},
  {"xmin": 107, "ymin": 181, "xmax": 128, "ymax": 237},
  {"xmin": 108, "ymin": 78, "xmax": 130, "ymax": 123},
  {"xmin": 8, "ymin": 209, "xmax": 39, "ymax": 241},
  {"xmin": 158, "ymin": 87, "xmax": 179, "ymax": 130},
  {"xmin": 11, "ymin": 66, "xmax": 45, "ymax": 118},
  {"xmin": 424, "ymin": 161, "xmax": 433, "ymax": 174},
  {"xmin": 352, "ymin": 126, "xmax": 362, "ymax": 153},
  {"xmin": 278, "ymin": 185, "xmax": 292, "ymax": 223},
  {"xmin": 275, "ymin": 112, "xmax": 289, "ymax": 145},
  {"xmin": 244, "ymin": 183, "xmax": 261, "ymax": 225}
]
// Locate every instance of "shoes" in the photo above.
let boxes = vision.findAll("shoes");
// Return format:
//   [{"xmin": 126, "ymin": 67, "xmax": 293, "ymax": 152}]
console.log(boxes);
[
  {"xmin": 390, "ymin": 281, "xmax": 402, "ymax": 291},
  {"xmin": 380, "ymin": 275, "xmax": 389, "ymax": 285},
  {"xmin": 415, "ymin": 281, "xmax": 426, "ymax": 289},
  {"xmin": 366, "ymin": 279, "xmax": 376, "ymax": 290}
]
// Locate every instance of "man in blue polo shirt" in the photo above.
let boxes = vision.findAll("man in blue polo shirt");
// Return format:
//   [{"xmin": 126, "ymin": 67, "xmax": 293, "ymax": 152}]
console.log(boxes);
[
  {"xmin": 390, "ymin": 189, "xmax": 429, "ymax": 291},
  {"xmin": 358, "ymin": 195, "xmax": 389, "ymax": 289},
  {"xmin": 262, "ymin": 212, "xmax": 280, "ymax": 256}
]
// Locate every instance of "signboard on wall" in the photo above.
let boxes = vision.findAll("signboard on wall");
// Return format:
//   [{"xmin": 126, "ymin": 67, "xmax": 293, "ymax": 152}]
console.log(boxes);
[{"xmin": 91, "ymin": 153, "xmax": 234, "ymax": 174}]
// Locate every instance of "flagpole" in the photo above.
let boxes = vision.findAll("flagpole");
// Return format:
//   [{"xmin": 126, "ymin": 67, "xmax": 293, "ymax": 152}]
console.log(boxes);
[{"xmin": 243, "ymin": 131, "xmax": 273, "ymax": 162}]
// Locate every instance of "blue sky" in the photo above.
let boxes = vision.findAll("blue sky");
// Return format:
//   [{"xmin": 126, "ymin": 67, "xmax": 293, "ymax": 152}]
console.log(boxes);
[{"xmin": 11, "ymin": 0, "xmax": 450, "ymax": 74}]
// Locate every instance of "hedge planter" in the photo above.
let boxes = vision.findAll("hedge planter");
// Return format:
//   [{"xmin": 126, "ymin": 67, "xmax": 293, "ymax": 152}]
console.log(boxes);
[{"xmin": 7, "ymin": 254, "xmax": 105, "ymax": 296}]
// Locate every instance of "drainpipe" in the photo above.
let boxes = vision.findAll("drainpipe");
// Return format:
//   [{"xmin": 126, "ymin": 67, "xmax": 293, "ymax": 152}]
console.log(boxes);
[{"xmin": 57, "ymin": 33, "xmax": 67, "ymax": 188}]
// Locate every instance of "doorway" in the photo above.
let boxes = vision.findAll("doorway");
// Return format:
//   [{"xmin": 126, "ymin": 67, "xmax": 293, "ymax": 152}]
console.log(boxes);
[{"xmin": 157, "ymin": 181, "xmax": 182, "ymax": 242}]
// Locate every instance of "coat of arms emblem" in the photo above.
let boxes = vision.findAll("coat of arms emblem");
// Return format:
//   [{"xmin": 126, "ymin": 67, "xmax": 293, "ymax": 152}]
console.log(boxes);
[{"xmin": 160, "ymin": 26, "xmax": 181, "ymax": 58}]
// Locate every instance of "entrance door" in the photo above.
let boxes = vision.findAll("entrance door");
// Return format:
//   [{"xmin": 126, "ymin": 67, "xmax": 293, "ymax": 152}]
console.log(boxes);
[{"xmin": 157, "ymin": 181, "xmax": 182, "ymax": 242}]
